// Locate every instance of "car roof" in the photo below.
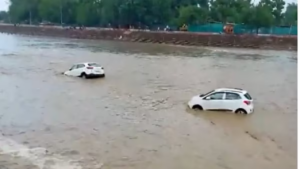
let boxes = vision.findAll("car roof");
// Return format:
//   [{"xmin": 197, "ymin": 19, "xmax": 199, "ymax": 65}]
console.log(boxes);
[
  {"xmin": 75, "ymin": 62, "xmax": 99, "ymax": 65},
  {"xmin": 214, "ymin": 88, "xmax": 247, "ymax": 94}
]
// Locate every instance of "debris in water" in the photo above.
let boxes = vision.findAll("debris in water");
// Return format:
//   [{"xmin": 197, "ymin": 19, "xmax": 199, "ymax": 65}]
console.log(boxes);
[{"xmin": 245, "ymin": 131, "xmax": 259, "ymax": 140}]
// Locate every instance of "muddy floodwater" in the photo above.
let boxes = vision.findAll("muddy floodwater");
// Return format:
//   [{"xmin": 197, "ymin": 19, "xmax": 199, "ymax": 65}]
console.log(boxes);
[{"xmin": 0, "ymin": 33, "xmax": 297, "ymax": 169}]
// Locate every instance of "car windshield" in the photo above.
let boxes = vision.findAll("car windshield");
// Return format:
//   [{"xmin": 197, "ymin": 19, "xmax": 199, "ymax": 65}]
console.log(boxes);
[
  {"xmin": 200, "ymin": 90, "xmax": 215, "ymax": 97},
  {"xmin": 70, "ymin": 65, "xmax": 76, "ymax": 70},
  {"xmin": 88, "ymin": 63, "xmax": 100, "ymax": 67},
  {"xmin": 244, "ymin": 93, "xmax": 252, "ymax": 100}
]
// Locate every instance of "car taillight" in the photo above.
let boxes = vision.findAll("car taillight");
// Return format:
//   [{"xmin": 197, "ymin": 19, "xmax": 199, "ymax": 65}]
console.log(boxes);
[
  {"xmin": 244, "ymin": 100, "xmax": 251, "ymax": 105},
  {"xmin": 87, "ymin": 66, "xmax": 93, "ymax": 69}
]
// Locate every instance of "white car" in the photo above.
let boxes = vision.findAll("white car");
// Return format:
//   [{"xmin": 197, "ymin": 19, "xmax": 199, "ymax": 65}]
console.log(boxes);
[
  {"xmin": 64, "ymin": 62, "xmax": 105, "ymax": 78},
  {"xmin": 188, "ymin": 88, "xmax": 254, "ymax": 114}
]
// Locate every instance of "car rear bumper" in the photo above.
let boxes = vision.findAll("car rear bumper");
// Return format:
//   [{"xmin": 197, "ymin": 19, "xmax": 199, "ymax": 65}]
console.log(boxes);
[
  {"xmin": 87, "ymin": 73, "xmax": 105, "ymax": 78},
  {"xmin": 87, "ymin": 69, "xmax": 105, "ymax": 75},
  {"xmin": 247, "ymin": 105, "xmax": 254, "ymax": 114}
]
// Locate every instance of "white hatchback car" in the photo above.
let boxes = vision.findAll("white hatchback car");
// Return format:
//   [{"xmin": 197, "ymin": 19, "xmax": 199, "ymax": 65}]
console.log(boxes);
[
  {"xmin": 64, "ymin": 62, "xmax": 105, "ymax": 78},
  {"xmin": 188, "ymin": 88, "xmax": 254, "ymax": 114}
]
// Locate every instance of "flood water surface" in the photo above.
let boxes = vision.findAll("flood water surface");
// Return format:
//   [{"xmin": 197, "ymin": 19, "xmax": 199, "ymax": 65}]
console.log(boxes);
[{"xmin": 0, "ymin": 33, "xmax": 297, "ymax": 169}]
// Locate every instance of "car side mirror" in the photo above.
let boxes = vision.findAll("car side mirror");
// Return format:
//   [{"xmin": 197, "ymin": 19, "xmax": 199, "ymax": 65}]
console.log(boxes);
[{"xmin": 200, "ymin": 94, "xmax": 204, "ymax": 97}]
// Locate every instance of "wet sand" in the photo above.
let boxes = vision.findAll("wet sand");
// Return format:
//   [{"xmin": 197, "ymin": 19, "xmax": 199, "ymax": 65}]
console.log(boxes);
[{"xmin": 0, "ymin": 33, "xmax": 297, "ymax": 169}]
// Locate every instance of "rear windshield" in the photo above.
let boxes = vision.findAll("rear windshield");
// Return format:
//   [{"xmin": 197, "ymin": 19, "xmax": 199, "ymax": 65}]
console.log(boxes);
[
  {"xmin": 244, "ymin": 93, "xmax": 252, "ymax": 100},
  {"xmin": 88, "ymin": 63, "xmax": 100, "ymax": 67}
]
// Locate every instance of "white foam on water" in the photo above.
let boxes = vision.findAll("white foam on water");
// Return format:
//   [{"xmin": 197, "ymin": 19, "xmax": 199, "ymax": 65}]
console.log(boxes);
[{"xmin": 0, "ymin": 135, "xmax": 82, "ymax": 169}]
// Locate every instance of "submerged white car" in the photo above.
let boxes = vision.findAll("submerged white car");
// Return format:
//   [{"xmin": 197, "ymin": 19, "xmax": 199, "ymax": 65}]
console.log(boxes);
[
  {"xmin": 188, "ymin": 88, "xmax": 254, "ymax": 114},
  {"xmin": 64, "ymin": 62, "xmax": 105, "ymax": 78}
]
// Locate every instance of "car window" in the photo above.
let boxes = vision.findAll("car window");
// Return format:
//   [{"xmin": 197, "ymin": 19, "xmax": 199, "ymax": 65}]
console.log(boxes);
[
  {"xmin": 225, "ymin": 92, "xmax": 241, "ymax": 100},
  {"xmin": 201, "ymin": 90, "xmax": 215, "ymax": 97},
  {"xmin": 76, "ymin": 64, "xmax": 85, "ymax": 69},
  {"xmin": 70, "ymin": 65, "xmax": 77, "ymax": 70},
  {"xmin": 206, "ymin": 92, "xmax": 224, "ymax": 100},
  {"xmin": 88, "ymin": 63, "xmax": 100, "ymax": 67},
  {"xmin": 244, "ymin": 93, "xmax": 252, "ymax": 100}
]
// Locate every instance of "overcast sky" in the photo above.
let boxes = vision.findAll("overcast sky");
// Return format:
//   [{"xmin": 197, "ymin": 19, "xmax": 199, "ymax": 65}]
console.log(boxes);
[
  {"xmin": 0, "ymin": 0, "xmax": 7, "ymax": 11},
  {"xmin": 0, "ymin": 0, "xmax": 297, "ymax": 11}
]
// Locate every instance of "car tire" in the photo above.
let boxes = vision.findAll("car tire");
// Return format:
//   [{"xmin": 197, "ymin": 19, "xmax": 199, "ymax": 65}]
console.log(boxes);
[
  {"xmin": 192, "ymin": 105, "xmax": 203, "ymax": 110},
  {"xmin": 81, "ymin": 73, "xmax": 88, "ymax": 79},
  {"xmin": 235, "ymin": 109, "xmax": 247, "ymax": 114}
]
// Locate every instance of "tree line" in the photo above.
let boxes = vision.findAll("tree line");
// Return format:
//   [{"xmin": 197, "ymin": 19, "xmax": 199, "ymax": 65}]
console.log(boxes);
[{"xmin": 0, "ymin": 0, "xmax": 297, "ymax": 29}]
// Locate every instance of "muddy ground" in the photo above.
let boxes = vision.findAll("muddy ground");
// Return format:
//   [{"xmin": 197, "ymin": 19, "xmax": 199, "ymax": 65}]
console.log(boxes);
[
  {"xmin": 0, "ymin": 24, "xmax": 297, "ymax": 51},
  {"xmin": 0, "ymin": 33, "xmax": 297, "ymax": 169}
]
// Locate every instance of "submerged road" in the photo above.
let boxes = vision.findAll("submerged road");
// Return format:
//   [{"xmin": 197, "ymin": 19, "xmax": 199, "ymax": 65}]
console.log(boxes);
[{"xmin": 0, "ymin": 33, "xmax": 297, "ymax": 169}]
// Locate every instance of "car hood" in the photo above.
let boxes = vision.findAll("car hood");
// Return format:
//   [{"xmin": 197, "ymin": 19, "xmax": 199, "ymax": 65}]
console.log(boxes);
[
  {"xmin": 63, "ymin": 71, "xmax": 70, "ymax": 75},
  {"xmin": 190, "ymin": 95, "xmax": 200, "ymax": 101}
]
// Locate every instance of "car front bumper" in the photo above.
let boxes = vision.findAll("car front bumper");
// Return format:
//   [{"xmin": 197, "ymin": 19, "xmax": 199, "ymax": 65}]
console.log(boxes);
[{"xmin": 187, "ymin": 100, "xmax": 193, "ymax": 109}]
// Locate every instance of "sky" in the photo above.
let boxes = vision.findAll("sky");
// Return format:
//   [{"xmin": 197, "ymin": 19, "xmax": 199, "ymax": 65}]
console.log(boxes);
[
  {"xmin": 0, "ymin": 0, "xmax": 297, "ymax": 11},
  {"xmin": 0, "ymin": 0, "xmax": 7, "ymax": 11}
]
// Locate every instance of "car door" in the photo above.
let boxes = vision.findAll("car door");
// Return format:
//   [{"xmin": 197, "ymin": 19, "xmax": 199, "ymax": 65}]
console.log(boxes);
[
  {"xmin": 223, "ymin": 92, "xmax": 242, "ymax": 111},
  {"xmin": 67, "ymin": 64, "xmax": 84, "ymax": 76},
  {"xmin": 74, "ymin": 64, "xmax": 85, "ymax": 76},
  {"xmin": 65, "ymin": 65, "xmax": 77, "ymax": 76},
  {"xmin": 202, "ymin": 92, "xmax": 225, "ymax": 110}
]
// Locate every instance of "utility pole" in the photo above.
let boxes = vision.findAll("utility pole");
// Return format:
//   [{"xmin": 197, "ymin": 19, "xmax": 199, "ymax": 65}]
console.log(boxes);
[
  {"xmin": 60, "ymin": 0, "xmax": 63, "ymax": 26},
  {"xmin": 27, "ymin": 2, "xmax": 32, "ymax": 25},
  {"xmin": 29, "ymin": 10, "xmax": 32, "ymax": 25},
  {"xmin": 129, "ymin": 0, "xmax": 133, "ymax": 29}
]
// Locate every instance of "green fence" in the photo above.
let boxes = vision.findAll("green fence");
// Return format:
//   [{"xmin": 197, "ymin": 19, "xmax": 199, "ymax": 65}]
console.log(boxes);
[
  {"xmin": 188, "ymin": 23, "xmax": 297, "ymax": 35},
  {"xmin": 188, "ymin": 23, "xmax": 223, "ymax": 33}
]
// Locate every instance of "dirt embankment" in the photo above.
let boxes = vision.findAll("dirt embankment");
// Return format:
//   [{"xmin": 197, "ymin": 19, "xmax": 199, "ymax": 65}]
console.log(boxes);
[{"xmin": 0, "ymin": 24, "xmax": 297, "ymax": 51}]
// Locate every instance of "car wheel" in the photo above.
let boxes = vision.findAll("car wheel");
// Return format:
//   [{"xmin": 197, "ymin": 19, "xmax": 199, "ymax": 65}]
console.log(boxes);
[
  {"xmin": 81, "ymin": 73, "xmax": 88, "ymax": 79},
  {"xmin": 235, "ymin": 109, "xmax": 247, "ymax": 114},
  {"xmin": 192, "ymin": 105, "xmax": 203, "ymax": 110}
]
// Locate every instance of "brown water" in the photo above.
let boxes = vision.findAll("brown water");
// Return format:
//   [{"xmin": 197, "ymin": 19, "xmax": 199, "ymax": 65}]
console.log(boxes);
[{"xmin": 0, "ymin": 33, "xmax": 297, "ymax": 169}]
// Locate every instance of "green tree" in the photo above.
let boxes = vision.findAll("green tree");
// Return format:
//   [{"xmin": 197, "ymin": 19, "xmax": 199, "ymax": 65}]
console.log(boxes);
[
  {"xmin": 99, "ymin": 0, "xmax": 122, "ymax": 26},
  {"xmin": 9, "ymin": 0, "xmax": 31, "ymax": 23},
  {"xmin": 283, "ymin": 3, "xmax": 297, "ymax": 25},
  {"xmin": 76, "ymin": 1, "xmax": 101, "ymax": 26},
  {"xmin": 250, "ymin": 3, "xmax": 275, "ymax": 33},
  {"xmin": 0, "ymin": 11, "xmax": 8, "ymax": 21},
  {"xmin": 209, "ymin": 0, "xmax": 236, "ymax": 23},
  {"xmin": 7, "ymin": 0, "xmax": 296, "ymax": 31},
  {"xmin": 38, "ymin": 0, "xmax": 61, "ymax": 23},
  {"xmin": 175, "ymin": 5, "xmax": 209, "ymax": 26}
]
